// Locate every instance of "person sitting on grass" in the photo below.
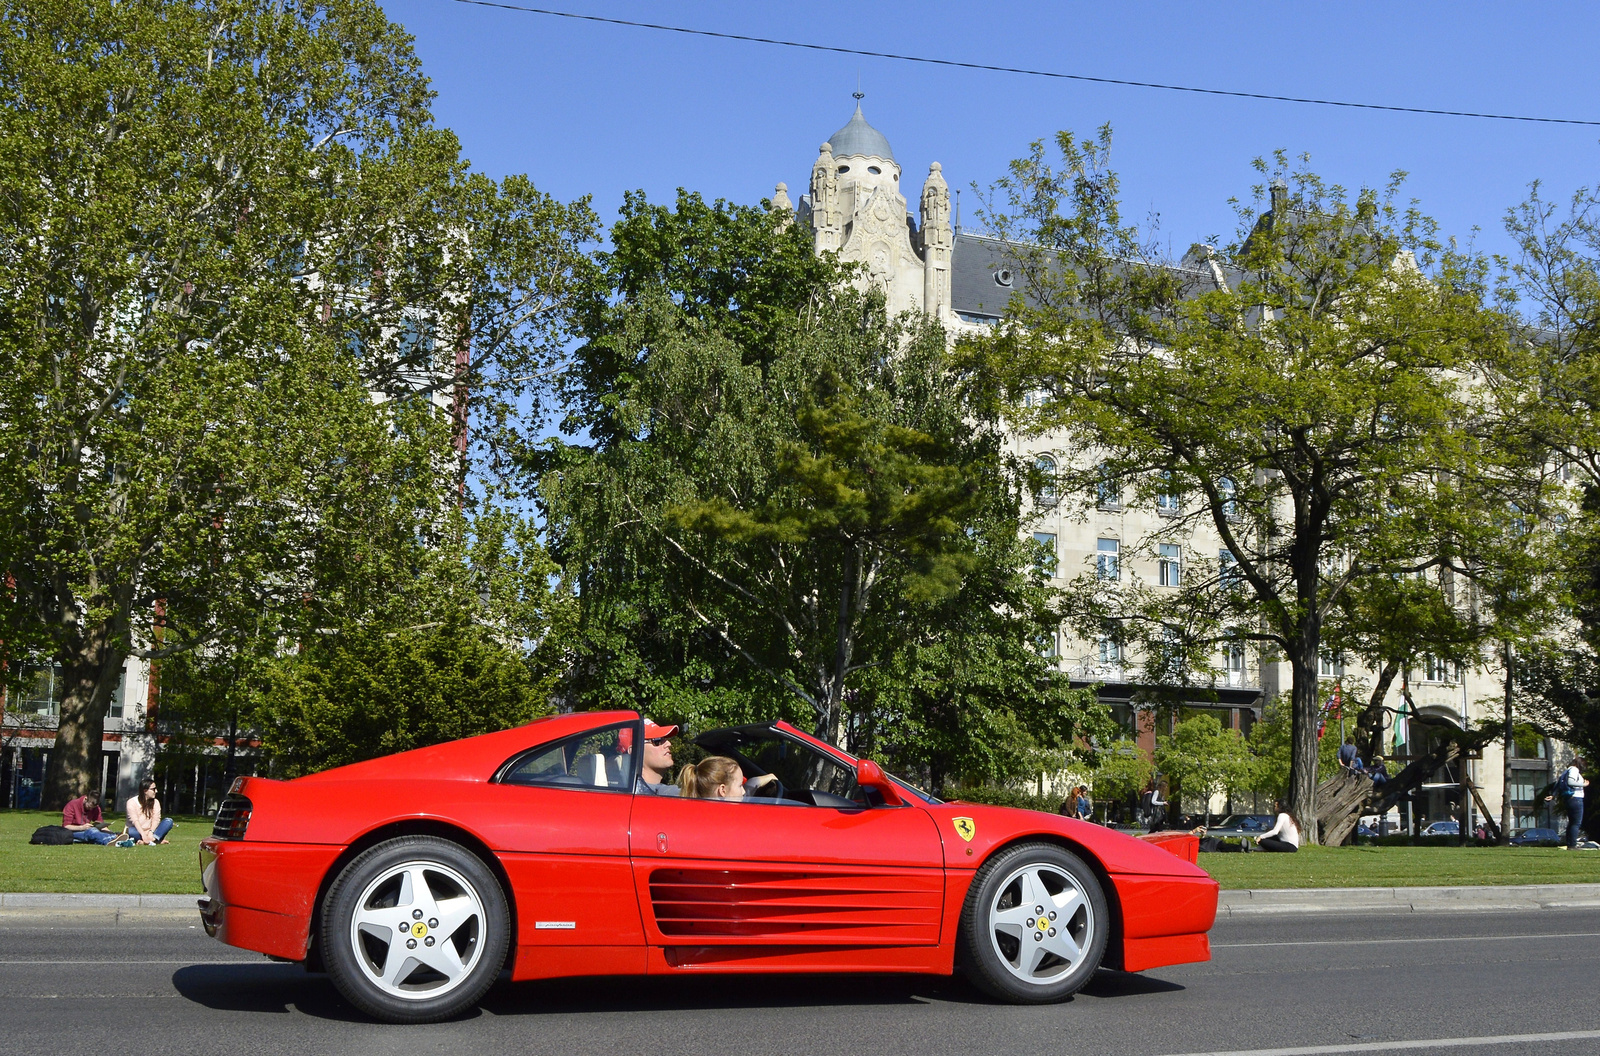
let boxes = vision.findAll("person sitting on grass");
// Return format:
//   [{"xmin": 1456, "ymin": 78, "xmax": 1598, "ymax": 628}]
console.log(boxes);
[
  {"xmin": 61, "ymin": 790, "xmax": 119, "ymax": 846},
  {"xmin": 1256, "ymin": 800, "xmax": 1300, "ymax": 853},
  {"xmin": 124, "ymin": 778, "xmax": 174, "ymax": 845}
]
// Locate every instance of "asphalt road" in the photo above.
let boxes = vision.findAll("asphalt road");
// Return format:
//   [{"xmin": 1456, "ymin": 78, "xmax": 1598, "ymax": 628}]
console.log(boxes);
[{"xmin": 0, "ymin": 908, "xmax": 1596, "ymax": 1056}]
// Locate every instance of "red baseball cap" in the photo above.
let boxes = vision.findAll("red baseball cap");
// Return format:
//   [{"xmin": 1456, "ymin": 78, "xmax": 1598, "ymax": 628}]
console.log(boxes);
[{"xmin": 620, "ymin": 719, "xmax": 678, "ymax": 752}]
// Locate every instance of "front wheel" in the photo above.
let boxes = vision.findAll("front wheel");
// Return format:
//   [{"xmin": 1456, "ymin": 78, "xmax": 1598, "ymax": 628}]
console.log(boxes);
[
  {"xmin": 321, "ymin": 836, "xmax": 509, "ymax": 1023},
  {"xmin": 958, "ymin": 841, "xmax": 1108, "ymax": 1003}
]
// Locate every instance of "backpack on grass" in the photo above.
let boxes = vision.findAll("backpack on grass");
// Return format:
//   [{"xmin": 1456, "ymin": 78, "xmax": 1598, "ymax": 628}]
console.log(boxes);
[{"xmin": 30, "ymin": 825, "xmax": 74, "ymax": 845}]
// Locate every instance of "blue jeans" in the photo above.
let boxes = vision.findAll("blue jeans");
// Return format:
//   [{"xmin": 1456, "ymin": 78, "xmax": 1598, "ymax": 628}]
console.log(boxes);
[
  {"xmin": 127, "ymin": 818, "xmax": 174, "ymax": 843},
  {"xmin": 73, "ymin": 827, "xmax": 118, "ymax": 845},
  {"xmin": 1567, "ymin": 798, "xmax": 1585, "ymax": 849}
]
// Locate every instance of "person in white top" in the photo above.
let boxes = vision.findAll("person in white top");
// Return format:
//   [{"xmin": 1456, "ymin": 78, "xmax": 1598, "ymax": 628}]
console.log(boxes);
[
  {"xmin": 1257, "ymin": 800, "xmax": 1300, "ymax": 853},
  {"xmin": 124, "ymin": 778, "xmax": 174, "ymax": 845},
  {"xmin": 1546, "ymin": 758, "xmax": 1588, "ymax": 850}
]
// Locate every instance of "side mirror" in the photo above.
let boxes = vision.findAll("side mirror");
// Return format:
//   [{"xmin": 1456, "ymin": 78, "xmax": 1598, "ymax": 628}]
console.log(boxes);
[{"xmin": 856, "ymin": 760, "xmax": 904, "ymax": 806}]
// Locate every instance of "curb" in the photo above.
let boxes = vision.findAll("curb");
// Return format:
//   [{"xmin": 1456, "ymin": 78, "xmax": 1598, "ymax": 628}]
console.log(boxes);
[
  {"xmin": 0, "ymin": 893, "xmax": 199, "ymax": 926},
  {"xmin": 1217, "ymin": 882, "xmax": 1600, "ymax": 916},
  {"xmin": 0, "ymin": 894, "xmax": 197, "ymax": 909}
]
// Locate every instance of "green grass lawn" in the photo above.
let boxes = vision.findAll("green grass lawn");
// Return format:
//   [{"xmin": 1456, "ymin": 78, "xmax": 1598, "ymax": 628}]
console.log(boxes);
[
  {"xmin": 4, "ymin": 807, "xmax": 1598, "ymax": 894},
  {"xmin": 1201, "ymin": 843, "xmax": 1600, "ymax": 889},
  {"xmin": 0, "ymin": 808, "xmax": 207, "ymax": 894}
]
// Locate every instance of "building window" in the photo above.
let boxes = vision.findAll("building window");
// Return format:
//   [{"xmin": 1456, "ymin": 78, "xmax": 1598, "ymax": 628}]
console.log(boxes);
[
  {"xmin": 20, "ymin": 663, "xmax": 61, "ymax": 717},
  {"xmin": 1319, "ymin": 652, "xmax": 1342, "ymax": 678},
  {"xmin": 1156, "ymin": 471, "xmax": 1180, "ymax": 516},
  {"xmin": 1225, "ymin": 641, "xmax": 1246, "ymax": 673},
  {"xmin": 1032, "ymin": 532, "xmax": 1058, "ymax": 578},
  {"xmin": 1219, "ymin": 548, "xmax": 1240, "ymax": 590},
  {"xmin": 1095, "ymin": 462, "xmax": 1121, "ymax": 510},
  {"xmin": 1098, "ymin": 627, "xmax": 1122, "ymax": 665},
  {"xmin": 1509, "ymin": 726, "xmax": 1547, "ymax": 759},
  {"xmin": 1096, "ymin": 538, "xmax": 1120, "ymax": 581},
  {"xmin": 1035, "ymin": 455, "xmax": 1058, "ymax": 508},
  {"xmin": 1037, "ymin": 631, "xmax": 1059, "ymax": 658},
  {"xmin": 1218, "ymin": 476, "xmax": 1239, "ymax": 521},
  {"xmin": 106, "ymin": 670, "xmax": 126, "ymax": 721},
  {"xmin": 1421, "ymin": 655, "xmax": 1458, "ymax": 684},
  {"xmin": 1158, "ymin": 543, "xmax": 1181, "ymax": 587}
]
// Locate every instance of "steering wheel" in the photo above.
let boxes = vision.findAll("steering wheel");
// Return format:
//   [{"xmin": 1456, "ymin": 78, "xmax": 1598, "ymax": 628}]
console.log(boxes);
[{"xmin": 748, "ymin": 774, "xmax": 786, "ymax": 800}]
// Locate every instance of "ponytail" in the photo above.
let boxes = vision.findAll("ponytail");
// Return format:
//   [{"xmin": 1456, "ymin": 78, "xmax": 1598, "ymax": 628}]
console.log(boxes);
[
  {"xmin": 678, "ymin": 763, "xmax": 702, "ymax": 798},
  {"xmin": 680, "ymin": 756, "xmax": 742, "ymax": 799}
]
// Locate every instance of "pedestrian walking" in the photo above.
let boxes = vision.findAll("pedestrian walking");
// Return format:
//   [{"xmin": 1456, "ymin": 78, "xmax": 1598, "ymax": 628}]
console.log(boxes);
[{"xmin": 1546, "ymin": 757, "xmax": 1588, "ymax": 850}]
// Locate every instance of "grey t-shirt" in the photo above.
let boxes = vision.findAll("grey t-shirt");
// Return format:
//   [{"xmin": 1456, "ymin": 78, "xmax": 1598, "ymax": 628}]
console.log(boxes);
[{"xmin": 636, "ymin": 778, "xmax": 679, "ymax": 796}]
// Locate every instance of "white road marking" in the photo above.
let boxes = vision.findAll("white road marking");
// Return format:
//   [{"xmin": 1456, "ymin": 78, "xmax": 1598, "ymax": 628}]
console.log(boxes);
[
  {"xmin": 1160, "ymin": 1029, "xmax": 1600, "ymax": 1056},
  {"xmin": 1215, "ymin": 931, "xmax": 1600, "ymax": 949}
]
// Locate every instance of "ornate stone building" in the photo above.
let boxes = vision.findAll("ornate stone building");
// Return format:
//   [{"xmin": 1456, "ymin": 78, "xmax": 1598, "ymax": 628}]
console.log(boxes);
[{"xmin": 772, "ymin": 101, "xmax": 1574, "ymax": 832}]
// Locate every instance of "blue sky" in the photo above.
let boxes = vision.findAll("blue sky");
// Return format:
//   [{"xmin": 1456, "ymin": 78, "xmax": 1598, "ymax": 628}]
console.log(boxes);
[{"xmin": 385, "ymin": 0, "xmax": 1600, "ymax": 263}]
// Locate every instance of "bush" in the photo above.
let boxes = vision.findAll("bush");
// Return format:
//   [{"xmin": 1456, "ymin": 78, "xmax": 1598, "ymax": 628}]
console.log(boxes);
[{"xmin": 943, "ymin": 785, "xmax": 1063, "ymax": 814}]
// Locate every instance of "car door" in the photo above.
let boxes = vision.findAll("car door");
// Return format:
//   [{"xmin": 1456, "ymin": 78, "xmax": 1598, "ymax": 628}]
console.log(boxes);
[
  {"xmin": 628, "ymin": 731, "xmax": 945, "ymax": 966},
  {"xmin": 479, "ymin": 721, "xmax": 646, "ymax": 972}
]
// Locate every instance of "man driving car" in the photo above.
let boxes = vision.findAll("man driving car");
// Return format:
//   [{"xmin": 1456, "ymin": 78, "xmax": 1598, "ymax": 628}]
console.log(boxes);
[{"xmin": 632, "ymin": 720, "xmax": 680, "ymax": 796}]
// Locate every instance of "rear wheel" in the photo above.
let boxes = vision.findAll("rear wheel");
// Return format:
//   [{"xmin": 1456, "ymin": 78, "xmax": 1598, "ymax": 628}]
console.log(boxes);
[
  {"xmin": 322, "ymin": 836, "xmax": 509, "ymax": 1023},
  {"xmin": 958, "ymin": 841, "xmax": 1108, "ymax": 1003}
]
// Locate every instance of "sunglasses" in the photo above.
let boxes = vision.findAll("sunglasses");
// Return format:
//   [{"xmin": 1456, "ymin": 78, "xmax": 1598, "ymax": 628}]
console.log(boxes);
[{"xmin": 646, "ymin": 737, "xmax": 672, "ymax": 747}]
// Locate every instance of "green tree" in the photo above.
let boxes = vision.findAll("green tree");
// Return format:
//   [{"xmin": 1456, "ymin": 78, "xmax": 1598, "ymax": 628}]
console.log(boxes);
[
  {"xmin": 1247, "ymin": 696, "xmax": 1342, "ymax": 803},
  {"xmin": 1090, "ymin": 738, "xmax": 1154, "ymax": 816},
  {"xmin": 255, "ymin": 614, "xmax": 553, "ymax": 777},
  {"xmin": 0, "ymin": 0, "xmax": 593, "ymax": 806},
  {"xmin": 542, "ymin": 193, "xmax": 1107, "ymax": 773},
  {"xmin": 1498, "ymin": 181, "xmax": 1600, "ymax": 782},
  {"xmin": 1155, "ymin": 712, "xmax": 1254, "ymax": 825},
  {"xmin": 968, "ymin": 131, "xmax": 1508, "ymax": 841}
]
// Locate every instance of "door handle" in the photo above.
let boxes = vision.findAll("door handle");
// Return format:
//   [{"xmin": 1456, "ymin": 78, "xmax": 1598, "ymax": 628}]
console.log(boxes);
[{"xmin": 657, "ymin": 832, "xmax": 668, "ymax": 853}]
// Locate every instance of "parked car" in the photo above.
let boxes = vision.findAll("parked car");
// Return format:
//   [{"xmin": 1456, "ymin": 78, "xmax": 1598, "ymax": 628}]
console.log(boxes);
[
  {"xmin": 1201, "ymin": 814, "xmax": 1274, "ymax": 839},
  {"xmin": 1420, "ymin": 820, "xmax": 1460, "ymax": 837},
  {"xmin": 1509, "ymin": 827, "xmax": 1560, "ymax": 846},
  {"xmin": 199, "ymin": 712, "xmax": 1218, "ymax": 1022}
]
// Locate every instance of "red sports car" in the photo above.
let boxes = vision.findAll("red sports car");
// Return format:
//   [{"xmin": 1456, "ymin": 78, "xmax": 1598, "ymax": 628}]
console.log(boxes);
[{"xmin": 199, "ymin": 711, "xmax": 1216, "ymax": 1022}]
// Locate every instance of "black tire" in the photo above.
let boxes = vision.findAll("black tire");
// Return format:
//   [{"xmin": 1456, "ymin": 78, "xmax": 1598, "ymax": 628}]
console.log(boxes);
[
  {"xmin": 321, "ymin": 836, "xmax": 510, "ymax": 1023},
  {"xmin": 957, "ymin": 841, "xmax": 1108, "ymax": 1003}
]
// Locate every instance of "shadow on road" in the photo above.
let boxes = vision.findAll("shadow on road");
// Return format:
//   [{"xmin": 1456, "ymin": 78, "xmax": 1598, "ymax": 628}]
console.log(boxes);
[
  {"xmin": 172, "ymin": 964, "xmax": 1183, "ymax": 1021},
  {"xmin": 169, "ymin": 964, "xmax": 449, "ymax": 1023},
  {"xmin": 484, "ymin": 971, "xmax": 991, "ymax": 1016}
]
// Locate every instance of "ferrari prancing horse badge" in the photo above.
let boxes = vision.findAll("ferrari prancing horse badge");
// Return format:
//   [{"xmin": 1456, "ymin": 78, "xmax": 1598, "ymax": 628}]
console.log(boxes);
[{"xmin": 952, "ymin": 817, "xmax": 976, "ymax": 842}]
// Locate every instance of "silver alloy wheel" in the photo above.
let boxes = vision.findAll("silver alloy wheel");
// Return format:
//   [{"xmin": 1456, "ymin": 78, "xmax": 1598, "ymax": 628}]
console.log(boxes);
[
  {"xmin": 348, "ymin": 860, "xmax": 486, "ymax": 1001},
  {"xmin": 985, "ymin": 862, "xmax": 1094, "ymax": 986}
]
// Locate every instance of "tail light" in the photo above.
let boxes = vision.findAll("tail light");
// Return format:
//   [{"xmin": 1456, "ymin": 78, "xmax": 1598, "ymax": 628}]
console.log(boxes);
[{"xmin": 212, "ymin": 793, "xmax": 253, "ymax": 840}]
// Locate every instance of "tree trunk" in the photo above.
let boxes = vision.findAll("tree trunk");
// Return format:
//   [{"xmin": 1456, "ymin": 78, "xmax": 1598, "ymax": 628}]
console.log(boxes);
[
  {"xmin": 1354, "ymin": 659, "xmax": 1400, "ymax": 762},
  {"xmin": 1287, "ymin": 643, "xmax": 1323, "ymax": 845},
  {"xmin": 41, "ymin": 635, "xmax": 123, "ymax": 810},
  {"xmin": 1501, "ymin": 642, "xmax": 1514, "ymax": 845}
]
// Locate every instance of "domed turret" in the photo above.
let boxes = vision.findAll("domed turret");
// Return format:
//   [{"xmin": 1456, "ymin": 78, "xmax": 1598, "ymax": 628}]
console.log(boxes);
[{"xmin": 826, "ymin": 102, "xmax": 894, "ymax": 162}]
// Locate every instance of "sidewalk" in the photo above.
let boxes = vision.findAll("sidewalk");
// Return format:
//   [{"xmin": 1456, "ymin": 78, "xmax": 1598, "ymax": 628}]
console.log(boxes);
[
  {"xmin": 1217, "ymin": 882, "xmax": 1600, "ymax": 916},
  {"xmin": 4, "ymin": 884, "xmax": 1600, "ymax": 924}
]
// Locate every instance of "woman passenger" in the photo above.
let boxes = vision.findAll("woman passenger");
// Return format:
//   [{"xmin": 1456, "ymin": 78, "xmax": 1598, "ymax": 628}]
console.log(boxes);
[
  {"xmin": 678, "ymin": 756, "xmax": 779, "ymax": 800},
  {"xmin": 679, "ymin": 756, "xmax": 749, "ymax": 800}
]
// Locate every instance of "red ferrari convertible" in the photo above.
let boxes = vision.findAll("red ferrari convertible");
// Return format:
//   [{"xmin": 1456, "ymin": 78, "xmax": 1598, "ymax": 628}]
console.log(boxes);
[{"xmin": 199, "ymin": 711, "xmax": 1216, "ymax": 1022}]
